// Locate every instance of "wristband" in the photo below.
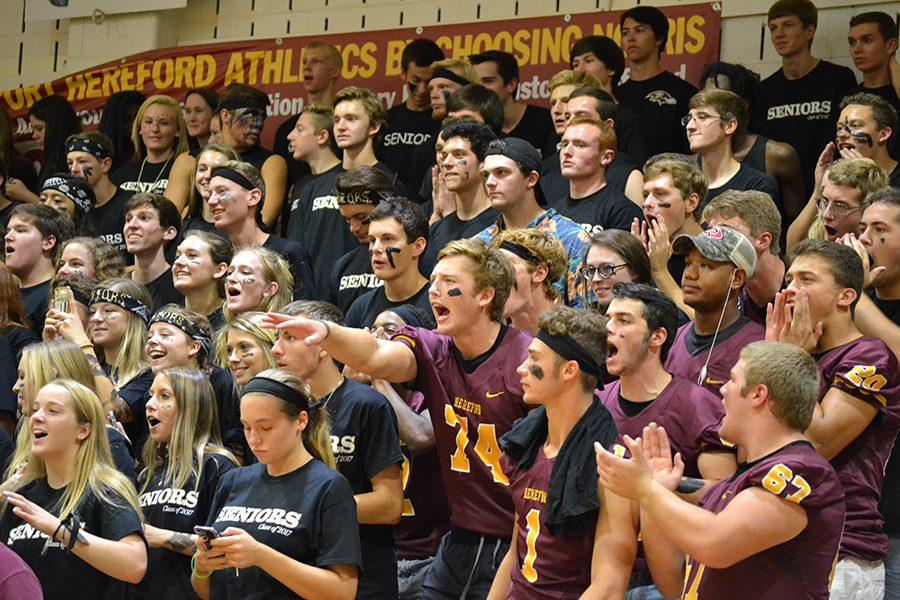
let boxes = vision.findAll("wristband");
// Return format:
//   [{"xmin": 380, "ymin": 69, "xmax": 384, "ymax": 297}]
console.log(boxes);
[
  {"xmin": 191, "ymin": 553, "xmax": 212, "ymax": 579},
  {"xmin": 79, "ymin": 342, "xmax": 94, "ymax": 351},
  {"xmin": 316, "ymin": 319, "xmax": 331, "ymax": 340}
]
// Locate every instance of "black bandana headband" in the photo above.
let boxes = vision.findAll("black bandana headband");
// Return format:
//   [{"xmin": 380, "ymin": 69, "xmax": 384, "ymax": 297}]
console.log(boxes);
[
  {"xmin": 430, "ymin": 68, "xmax": 471, "ymax": 87},
  {"xmin": 242, "ymin": 377, "xmax": 322, "ymax": 411},
  {"xmin": 535, "ymin": 328, "xmax": 603, "ymax": 381},
  {"xmin": 42, "ymin": 175, "xmax": 95, "ymax": 215},
  {"xmin": 64, "ymin": 137, "xmax": 111, "ymax": 160},
  {"xmin": 336, "ymin": 189, "xmax": 393, "ymax": 206},
  {"xmin": 499, "ymin": 241, "xmax": 539, "ymax": 265},
  {"xmin": 209, "ymin": 166, "xmax": 257, "ymax": 191},
  {"xmin": 90, "ymin": 288, "xmax": 151, "ymax": 324},
  {"xmin": 150, "ymin": 310, "xmax": 212, "ymax": 357}
]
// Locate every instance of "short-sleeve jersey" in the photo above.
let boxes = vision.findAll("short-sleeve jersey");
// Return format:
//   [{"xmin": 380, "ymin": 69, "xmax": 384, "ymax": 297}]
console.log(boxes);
[
  {"xmin": 395, "ymin": 391, "xmax": 451, "ymax": 560},
  {"xmin": 686, "ymin": 441, "xmax": 844, "ymax": 599},
  {"xmin": 664, "ymin": 319, "xmax": 765, "ymax": 395},
  {"xmin": 813, "ymin": 337, "xmax": 900, "ymax": 561},
  {"xmin": 206, "ymin": 461, "xmax": 362, "ymax": 600},
  {"xmin": 502, "ymin": 448, "xmax": 596, "ymax": 599},
  {"xmin": 393, "ymin": 325, "xmax": 531, "ymax": 537},
  {"xmin": 327, "ymin": 379, "xmax": 404, "ymax": 599},
  {"xmin": 133, "ymin": 453, "xmax": 236, "ymax": 600},
  {"xmin": 0, "ymin": 478, "xmax": 145, "ymax": 600},
  {"xmin": 599, "ymin": 376, "xmax": 732, "ymax": 478}
]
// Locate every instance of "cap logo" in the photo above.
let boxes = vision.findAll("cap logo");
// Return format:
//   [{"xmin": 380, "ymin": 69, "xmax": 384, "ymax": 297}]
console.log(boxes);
[{"xmin": 704, "ymin": 227, "xmax": 724, "ymax": 240}]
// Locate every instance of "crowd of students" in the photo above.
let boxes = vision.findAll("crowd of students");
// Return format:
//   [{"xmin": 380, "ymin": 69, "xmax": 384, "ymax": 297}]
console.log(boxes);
[{"xmin": 0, "ymin": 0, "xmax": 898, "ymax": 598}]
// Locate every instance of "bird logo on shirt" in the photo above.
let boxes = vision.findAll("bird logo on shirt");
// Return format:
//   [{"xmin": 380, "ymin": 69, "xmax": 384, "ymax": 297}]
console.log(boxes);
[{"xmin": 645, "ymin": 90, "xmax": 677, "ymax": 106}]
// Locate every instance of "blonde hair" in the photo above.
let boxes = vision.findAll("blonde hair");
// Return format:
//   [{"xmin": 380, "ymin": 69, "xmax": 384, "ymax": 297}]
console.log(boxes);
[
  {"xmin": 140, "ymin": 367, "xmax": 237, "ymax": 493},
  {"xmin": 246, "ymin": 369, "xmax": 335, "ymax": 469},
  {"xmin": 57, "ymin": 237, "xmax": 125, "ymax": 281},
  {"xmin": 131, "ymin": 94, "xmax": 189, "ymax": 159},
  {"xmin": 90, "ymin": 278, "xmax": 150, "ymax": 387},
  {"xmin": 740, "ymin": 341, "xmax": 820, "ymax": 431},
  {"xmin": 492, "ymin": 229, "xmax": 567, "ymax": 301},
  {"xmin": 643, "ymin": 158, "xmax": 708, "ymax": 219},
  {"xmin": 215, "ymin": 311, "xmax": 277, "ymax": 377},
  {"xmin": 430, "ymin": 58, "xmax": 478, "ymax": 85},
  {"xmin": 809, "ymin": 158, "xmax": 889, "ymax": 240},
  {"xmin": 2, "ymin": 380, "xmax": 142, "ymax": 522},
  {"xmin": 334, "ymin": 86, "xmax": 387, "ymax": 128},
  {"xmin": 702, "ymin": 189, "xmax": 783, "ymax": 255},
  {"xmin": 548, "ymin": 69, "xmax": 602, "ymax": 93},
  {"xmin": 223, "ymin": 246, "xmax": 294, "ymax": 322},
  {"xmin": 7, "ymin": 341, "xmax": 97, "ymax": 480},
  {"xmin": 305, "ymin": 40, "xmax": 343, "ymax": 71},
  {"xmin": 437, "ymin": 239, "xmax": 514, "ymax": 322},
  {"xmin": 186, "ymin": 143, "xmax": 239, "ymax": 219}
]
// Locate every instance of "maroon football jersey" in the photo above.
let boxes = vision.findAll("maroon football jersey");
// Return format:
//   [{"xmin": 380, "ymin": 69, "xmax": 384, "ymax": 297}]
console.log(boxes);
[
  {"xmin": 395, "ymin": 392, "xmax": 451, "ymax": 560},
  {"xmin": 685, "ymin": 441, "xmax": 844, "ymax": 599},
  {"xmin": 813, "ymin": 336, "xmax": 900, "ymax": 562},
  {"xmin": 393, "ymin": 325, "xmax": 531, "ymax": 537},
  {"xmin": 664, "ymin": 320, "xmax": 765, "ymax": 396},
  {"xmin": 599, "ymin": 377, "xmax": 733, "ymax": 478},
  {"xmin": 502, "ymin": 448, "xmax": 596, "ymax": 600}
]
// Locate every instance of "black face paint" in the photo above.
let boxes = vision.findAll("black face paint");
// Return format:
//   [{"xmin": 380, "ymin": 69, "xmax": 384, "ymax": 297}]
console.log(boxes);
[
  {"xmin": 529, "ymin": 364, "xmax": 545, "ymax": 380},
  {"xmin": 656, "ymin": 202, "xmax": 672, "ymax": 209},
  {"xmin": 82, "ymin": 166, "xmax": 93, "ymax": 179},
  {"xmin": 447, "ymin": 288, "xmax": 462, "ymax": 297},
  {"xmin": 407, "ymin": 81, "xmax": 417, "ymax": 95},
  {"xmin": 385, "ymin": 247, "xmax": 401, "ymax": 268},
  {"xmin": 441, "ymin": 89, "xmax": 452, "ymax": 101},
  {"xmin": 850, "ymin": 131, "xmax": 873, "ymax": 146}
]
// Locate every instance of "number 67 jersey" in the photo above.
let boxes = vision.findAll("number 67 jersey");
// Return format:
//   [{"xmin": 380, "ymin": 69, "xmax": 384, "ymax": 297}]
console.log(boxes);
[
  {"xmin": 393, "ymin": 325, "xmax": 531, "ymax": 538},
  {"xmin": 685, "ymin": 441, "xmax": 845, "ymax": 599}
]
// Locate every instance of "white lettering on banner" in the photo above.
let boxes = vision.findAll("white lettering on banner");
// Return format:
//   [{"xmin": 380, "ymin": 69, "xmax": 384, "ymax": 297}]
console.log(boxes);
[
  {"xmin": 766, "ymin": 101, "xmax": 832, "ymax": 121},
  {"xmin": 312, "ymin": 195, "xmax": 339, "ymax": 211},
  {"xmin": 215, "ymin": 506, "xmax": 302, "ymax": 529},
  {"xmin": 140, "ymin": 487, "xmax": 200, "ymax": 509}
]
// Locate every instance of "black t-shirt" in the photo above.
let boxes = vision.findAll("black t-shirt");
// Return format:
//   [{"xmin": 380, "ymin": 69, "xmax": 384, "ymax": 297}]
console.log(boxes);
[
  {"xmin": 613, "ymin": 105, "xmax": 652, "ymax": 167},
  {"xmin": 273, "ymin": 114, "xmax": 313, "ymax": 188},
  {"xmin": 183, "ymin": 213, "xmax": 229, "ymax": 241},
  {"xmin": 88, "ymin": 187, "xmax": 133, "ymax": 255},
  {"xmin": 111, "ymin": 157, "xmax": 174, "ymax": 195},
  {"xmin": 206, "ymin": 460, "xmax": 363, "ymax": 600},
  {"xmin": 209, "ymin": 366, "xmax": 241, "ymax": 451},
  {"xmin": 8, "ymin": 153, "xmax": 38, "ymax": 193},
  {"xmin": 20, "ymin": 279, "xmax": 51, "ymax": 337},
  {"xmin": 408, "ymin": 137, "xmax": 440, "ymax": 205},
  {"xmin": 136, "ymin": 267, "xmax": 184, "ymax": 312},
  {"xmin": 0, "ymin": 201, "xmax": 23, "ymax": 230},
  {"xmin": 750, "ymin": 61, "xmax": 857, "ymax": 194},
  {"xmin": 345, "ymin": 281, "xmax": 431, "ymax": 329},
  {"xmin": 551, "ymin": 184, "xmax": 643, "ymax": 237},
  {"xmin": 848, "ymin": 82, "xmax": 900, "ymax": 159},
  {"xmin": 113, "ymin": 367, "xmax": 154, "ymax": 454},
  {"xmin": 889, "ymin": 163, "xmax": 900, "ymax": 188},
  {"xmin": 616, "ymin": 71, "xmax": 698, "ymax": 157},
  {"xmin": 379, "ymin": 104, "xmax": 439, "ymax": 194},
  {"xmin": 540, "ymin": 151, "xmax": 637, "ymax": 207},
  {"xmin": 705, "ymin": 163, "xmax": 781, "ymax": 207},
  {"xmin": 134, "ymin": 453, "xmax": 237, "ymax": 600},
  {"xmin": 107, "ymin": 427, "xmax": 136, "ymax": 481},
  {"xmin": 423, "ymin": 207, "xmax": 500, "ymax": 273},
  {"xmin": 867, "ymin": 288, "xmax": 900, "ymax": 326},
  {"xmin": 0, "ymin": 478, "xmax": 145, "ymax": 600},
  {"xmin": 283, "ymin": 164, "xmax": 356, "ymax": 287},
  {"xmin": 262, "ymin": 234, "xmax": 317, "ymax": 301},
  {"xmin": 239, "ymin": 144, "xmax": 274, "ymax": 172},
  {"xmin": 0, "ymin": 427, "xmax": 12, "ymax": 475},
  {"xmin": 507, "ymin": 104, "xmax": 556, "ymax": 158},
  {"xmin": 327, "ymin": 379, "xmax": 404, "ymax": 600},
  {"xmin": 324, "ymin": 245, "xmax": 382, "ymax": 315},
  {"xmin": 0, "ymin": 325, "xmax": 37, "ymax": 415}
]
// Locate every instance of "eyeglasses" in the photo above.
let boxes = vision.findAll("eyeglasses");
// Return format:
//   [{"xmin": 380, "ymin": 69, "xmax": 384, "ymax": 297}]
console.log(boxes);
[
  {"xmin": 580, "ymin": 263, "xmax": 629, "ymax": 280},
  {"xmin": 680, "ymin": 112, "xmax": 722, "ymax": 127},
  {"xmin": 815, "ymin": 196, "xmax": 861, "ymax": 218},
  {"xmin": 366, "ymin": 323, "xmax": 400, "ymax": 339}
]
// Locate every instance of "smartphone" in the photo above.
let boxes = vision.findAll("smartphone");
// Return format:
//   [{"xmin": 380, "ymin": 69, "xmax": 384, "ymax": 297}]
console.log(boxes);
[
  {"xmin": 193, "ymin": 526, "xmax": 220, "ymax": 549},
  {"xmin": 54, "ymin": 287, "xmax": 69, "ymax": 313}
]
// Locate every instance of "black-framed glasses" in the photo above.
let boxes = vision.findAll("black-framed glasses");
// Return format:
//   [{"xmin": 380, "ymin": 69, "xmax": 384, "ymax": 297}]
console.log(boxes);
[
  {"xmin": 680, "ymin": 112, "xmax": 722, "ymax": 127},
  {"xmin": 815, "ymin": 196, "xmax": 860, "ymax": 218},
  {"xmin": 580, "ymin": 263, "xmax": 629, "ymax": 280}
]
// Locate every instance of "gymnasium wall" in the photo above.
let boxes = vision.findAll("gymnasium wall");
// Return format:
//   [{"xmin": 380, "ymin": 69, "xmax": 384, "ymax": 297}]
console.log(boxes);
[{"xmin": 0, "ymin": 0, "xmax": 897, "ymax": 93}]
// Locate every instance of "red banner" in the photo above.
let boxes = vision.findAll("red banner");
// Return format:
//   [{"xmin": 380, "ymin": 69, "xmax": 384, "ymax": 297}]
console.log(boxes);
[{"xmin": 3, "ymin": 3, "xmax": 720, "ymax": 150}]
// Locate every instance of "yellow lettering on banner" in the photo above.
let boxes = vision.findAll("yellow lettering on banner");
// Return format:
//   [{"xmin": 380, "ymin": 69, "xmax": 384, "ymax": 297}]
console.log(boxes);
[
  {"xmin": 225, "ymin": 52, "xmax": 245, "ymax": 85},
  {"xmin": 3, "ymin": 88, "xmax": 25, "ymax": 110},
  {"xmin": 22, "ymin": 84, "xmax": 44, "ymax": 107},
  {"xmin": 385, "ymin": 40, "xmax": 406, "ymax": 76},
  {"xmin": 120, "ymin": 65, "xmax": 135, "ymax": 91},
  {"xmin": 358, "ymin": 42, "xmax": 377, "ymax": 78},
  {"xmin": 262, "ymin": 50, "xmax": 283, "ymax": 85},
  {"xmin": 64, "ymin": 73, "xmax": 86, "ymax": 101},
  {"xmin": 85, "ymin": 71, "xmax": 102, "ymax": 98},
  {"xmin": 153, "ymin": 58, "xmax": 175, "ymax": 89},
  {"xmin": 685, "ymin": 17, "xmax": 706, "ymax": 53},
  {"xmin": 592, "ymin": 22, "xmax": 620, "ymax": 43},
  {"xmin": 136, "ymin": 61, "xmax": 153, "ymax": 89},
  {"xmin": 512, "ymin": 30, "xmax": 530, "ymax": 64},
  {"xmin": 174, "ymin": 55, "xmax": 194, "ymax": 88},
  {"xmin": 281, "ymin": 49, "xmax": 300, "ymax": 83},
  {"xmin": 246, "ymin": 50, "xmax": 265, "ymax": 85},
  {"xmin": 100, "ymin": 68, "xmax": 119, "ymax": 96}
]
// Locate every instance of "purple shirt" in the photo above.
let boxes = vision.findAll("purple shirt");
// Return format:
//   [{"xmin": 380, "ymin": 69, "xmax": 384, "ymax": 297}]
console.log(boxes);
[
  {"xmin": 0, "ymin": 542, "xmax": 41, "ymax": 600},
  {"xmin": 814, "ymin": 336, "xmax": 900, "ymax": 561},
  {"xmin": 395, "ymin": 392, "xmax": 451, "ymax": 560},
  {"xmin": 687, "ymin": 441, "xmax": 844, "ymax": 599},
  {"xmin": 393, "ymin": 325, "xmax": 532, "ymax": 537},
  {"xmin": 664, "ymin": 320, "xmax": 765, "ymax": 395},
  {"xmin": 502, "ymin": 449, "xmax": 596, "ymax": 600},
  {"xmin": 599, "ymin": 376, "xmax": 732, "ymax": 478}
]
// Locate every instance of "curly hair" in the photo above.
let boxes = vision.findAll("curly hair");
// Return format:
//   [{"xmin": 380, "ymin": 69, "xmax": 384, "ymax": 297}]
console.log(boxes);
[{"xmin": 57, "ymin": 237, "xmax": 125, "ymax": 281}]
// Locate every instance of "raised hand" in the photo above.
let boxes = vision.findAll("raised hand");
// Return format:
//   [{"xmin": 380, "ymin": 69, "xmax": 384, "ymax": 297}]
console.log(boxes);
[
  {"xmin": 640, "ymin": 423, "xmax": 684, "ymax": 492},
  {"xmin": 261, "ymin": 312, "xmax": 329, "ymax": 346},
  {"xmin": 838, "ymin": 233, "xmax": 885, "ymax": 289},
  {"xmin": 595, "ymin": 436, "xmax": 655, "ymax": 501}
]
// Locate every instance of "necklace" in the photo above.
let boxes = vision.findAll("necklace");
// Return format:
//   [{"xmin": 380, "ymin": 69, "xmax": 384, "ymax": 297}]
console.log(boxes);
[
  {"xmin": 321, "ymin": 377, "xmax": 345, "ymax": 408},
  {"xmin": 135, "ymin": 154, "xmax": 174, "ymax": 192}
]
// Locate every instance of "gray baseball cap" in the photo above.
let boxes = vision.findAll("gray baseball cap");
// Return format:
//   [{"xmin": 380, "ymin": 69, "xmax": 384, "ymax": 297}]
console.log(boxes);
[{"xmin": 672, "ymin": 225, "xmax": 757, "ymax": 277}]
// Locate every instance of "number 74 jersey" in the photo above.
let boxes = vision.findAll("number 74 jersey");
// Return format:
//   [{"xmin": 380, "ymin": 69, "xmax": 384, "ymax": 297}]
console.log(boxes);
[
  {"xmin": 684, "ymin": 441, "xmax": 845, "ymax": 599},
  {"xmin": 393, "ymin": 325, "xmax": 532, "ymax": 538}
]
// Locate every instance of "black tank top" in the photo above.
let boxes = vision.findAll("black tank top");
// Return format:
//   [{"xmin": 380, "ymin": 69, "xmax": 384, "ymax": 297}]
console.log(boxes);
[{"xmin": 742, "ymin": 135, "xmax": 768, "ymax": 174}]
